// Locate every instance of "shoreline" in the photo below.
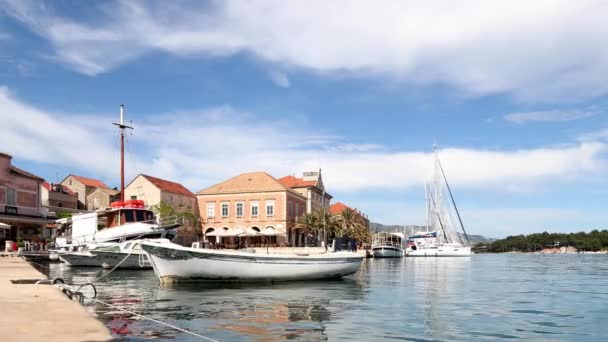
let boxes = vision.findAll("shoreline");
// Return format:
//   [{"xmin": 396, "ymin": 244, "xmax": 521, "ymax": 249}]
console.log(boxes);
[{"xmin": 0, "ymin": 255, "xmax": 112, "ymax": 342}]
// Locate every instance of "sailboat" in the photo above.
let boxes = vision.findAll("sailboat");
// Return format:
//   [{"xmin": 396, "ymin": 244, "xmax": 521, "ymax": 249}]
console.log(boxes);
[
  {"xmin": 53, "ymin": 105, "xmax": 182, "ymax": 267},
  {"xmin": 405, "ymin": 147, "xmax": 472, "ymax": 257}
]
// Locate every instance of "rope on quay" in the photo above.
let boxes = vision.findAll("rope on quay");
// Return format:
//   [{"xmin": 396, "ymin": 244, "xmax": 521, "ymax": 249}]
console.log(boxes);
[{"xmin": 22, "ymin": 256, "xmax": 220, "ymax": 341}]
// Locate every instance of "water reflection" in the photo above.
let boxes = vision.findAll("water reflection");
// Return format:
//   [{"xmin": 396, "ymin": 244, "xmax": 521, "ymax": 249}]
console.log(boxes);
[{"xmin": 37, "ymin": 256, "xmax": 608, "ymax": 341}]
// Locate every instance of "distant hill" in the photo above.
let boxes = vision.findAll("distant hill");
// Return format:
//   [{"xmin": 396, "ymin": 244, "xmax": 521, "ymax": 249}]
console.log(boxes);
[{"xmin": 370, "ymin": 222, "xmax": 495, "ymax": 244}]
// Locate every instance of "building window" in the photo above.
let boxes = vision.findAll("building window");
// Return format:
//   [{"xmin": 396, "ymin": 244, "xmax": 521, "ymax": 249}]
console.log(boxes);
[
  {"xmin": 130, "ymin": 195, "xmax": 137, "ymax": 200},
  {"xmin": 266, "ymin": 200, "xmax": 275, "ymax": 217},
  {"xmin": 7, "ymin": 188, "xmax": 16, "ymax": 205},
  {"xmin": 251, "ymin": 201, "xmax": 259, "ymax": 217},
  {"xmin": 236, "ymin": 202, "xmax": 244, "ymax": 217},
  {"xmin": 207, "ymin": 203, "xmax": 215, "ymax": 218},
  {"xmin": 295, "ymin": 203, "xmax": 299, "ymax": 217},
  {"xmin": 288, "ymin": 201, "xmax": 293, "ymax": 217},
  {"xmin": 69, "ymin": 179, "xmax": 72, "ymax": 186},
  {"xmin": 221, "ymin": 202, "xmax": 229, "ymax": 217}
]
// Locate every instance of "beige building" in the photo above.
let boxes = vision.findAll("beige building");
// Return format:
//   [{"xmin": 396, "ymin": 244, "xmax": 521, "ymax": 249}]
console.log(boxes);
[
  {"xmin": 60, "ymin": 174, "xmax": 110, "ymax": 209},
  {"xmin": 86, "ymin": 187, "xmax": 120, "ymax": 211},
  {"xmin": 197, "ymin": 172, "xmax": 308, "ymax": 247},
  {"xmin": 278, "ymin": 171, "xmax": 332, "ymax": 213},
  {"xmin": 0, "ymin": 153, "xmax": 54, "ymax": 245},
  {"xmin": 124, "ymin": 174, "xmax": 196, "ymax": 215}
]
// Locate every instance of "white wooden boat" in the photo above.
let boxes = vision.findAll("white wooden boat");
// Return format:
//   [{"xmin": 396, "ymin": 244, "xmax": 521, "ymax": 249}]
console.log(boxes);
[
  {"xmin": 91, "ymin": 239, "xmax": 170, "ymax": 269},
  {"xmin": 140, "ymin": 240, "xmax": 364, "ymax": 283},
  {"xmin": 371, "ymin": 232, "xmax": 404, "ymax": 258},
  {"xmin": 57, "ymin": 243, "xmax": 115, "ymax": 267}
]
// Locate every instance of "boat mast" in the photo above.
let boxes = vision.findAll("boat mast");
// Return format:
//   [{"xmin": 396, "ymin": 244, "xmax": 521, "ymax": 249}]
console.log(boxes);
[
  {"xmin": 434, "ymin": 147, "xmax": 470, "ymax": 244},
  {"xmin": 113, "ymin": 105, "xmax": 133, "ymax": 202}
]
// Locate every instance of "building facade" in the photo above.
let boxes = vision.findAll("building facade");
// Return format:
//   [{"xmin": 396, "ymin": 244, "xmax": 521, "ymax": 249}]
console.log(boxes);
[
  {"xmin": 60, "ymin": 174, "xmax": 110, "ymax": 209},
  {"xmin": 123, "ymin": 174, "xmax": 197, "ymax": 215},
  {"xmin": 86, "ymin": 187, "xmax": 120, "ymax": 211},
  {"xmin": 0, "ymin": 153, "xmax": 55, "ymax": 246},
  {"xmin": 278, "ymin": 171, "xmax": 332, "ymax": 214},
  {"xmin": 41, "ymin": 182, "xmax": 78, "ymax": 212},
  {"xmin": 197, "ymin": 172, "xmax": 307, "ymax": 247}
]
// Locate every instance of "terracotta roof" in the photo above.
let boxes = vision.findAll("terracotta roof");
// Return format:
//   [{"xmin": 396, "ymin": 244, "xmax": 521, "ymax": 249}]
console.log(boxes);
[
  {"xmin": 70, "ymin": 175, "xmax": 109, "ymax": 189},
  {"xmin": 141, "ymin": 174, "xmax": 195, "ymax": 197},
  {"xmin": 9, "ymin": 165, "xmax": 43, "ymax": 180},
  {"xmin": 329, "ymin": 202, "xmax": 350, "ymax": 214},
  {"xmin": 0, "ymin": 152, "xmax": 12, "ymax": 159},
  {"xmin": 42, "ymin": 182, "xmax": 77, "ymax": 195},
  {"xmin": 277, "ymin": 175, "xmax": 318, "ymax": 188},
  {"xmin": 198, "ymin": 172, "xmax": 305, "ymax": 198}
]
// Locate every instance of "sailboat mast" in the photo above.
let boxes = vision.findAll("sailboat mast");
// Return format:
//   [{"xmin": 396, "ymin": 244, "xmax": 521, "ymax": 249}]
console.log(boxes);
[
  {"xmin": 113, "ymin": 104, "xmax": 133, "ymax": 202},
  {"xmin": 435, "ymin": 149, "xmax": 470, "ymax": 244}
]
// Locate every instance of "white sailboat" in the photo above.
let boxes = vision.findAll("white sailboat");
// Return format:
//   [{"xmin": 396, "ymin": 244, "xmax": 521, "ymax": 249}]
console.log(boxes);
[
  {"xmin": 405, "ymin": 147, "xmax": 472, "ymax": 257},
  {"xmin": 140, "ymin": 240, "xmax": 364, "ymax": 283}
]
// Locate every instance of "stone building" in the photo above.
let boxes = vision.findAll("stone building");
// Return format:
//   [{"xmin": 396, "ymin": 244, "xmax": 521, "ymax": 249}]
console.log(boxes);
[
  {"xmin": 60, "ymin": 174, "xmax": 110, "ymax": 209},
  {"xmin": 123, "ymin": 174, "xmax": 197, "ymax": 215},
  {"xmin": 197, "ymin": 172, "xmax": 308, "ymax": 247},
  {"xmin": 86, "ymin": 187, "xmax": 120, "ymax": 211},
  {"xmin": 278, "ymin": 170, "xmax": 332, "ymax": 214},
  {"xmin": 0, "ymin": 153, "xmax": 55, "ymax": 246}
]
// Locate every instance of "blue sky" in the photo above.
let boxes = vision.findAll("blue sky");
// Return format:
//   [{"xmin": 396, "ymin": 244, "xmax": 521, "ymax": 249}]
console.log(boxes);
[{"xmin": 2, "ymin": 1, "xmax": 608, "ymax": 237}]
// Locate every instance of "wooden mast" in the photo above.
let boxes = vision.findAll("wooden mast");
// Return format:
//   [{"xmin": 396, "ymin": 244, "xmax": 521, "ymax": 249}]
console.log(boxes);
[{"xmin": 113, "ymin": 104, "xmax": 133, "ymax": 202}]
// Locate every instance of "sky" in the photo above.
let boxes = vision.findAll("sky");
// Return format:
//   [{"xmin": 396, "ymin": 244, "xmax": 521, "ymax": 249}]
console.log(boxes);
[{"xmin": 1, "ymin": 0, "xmax": 608, "ymax": 238}]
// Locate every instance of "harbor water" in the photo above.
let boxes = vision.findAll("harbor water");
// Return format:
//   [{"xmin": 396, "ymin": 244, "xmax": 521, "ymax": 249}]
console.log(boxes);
[{"xmin": 38, "ymin": 254, "xmax": 607, "ymax": 341}]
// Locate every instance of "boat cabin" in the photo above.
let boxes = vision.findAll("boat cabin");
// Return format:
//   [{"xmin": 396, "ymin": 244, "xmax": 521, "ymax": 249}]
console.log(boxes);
[{"xmin": 105, "ymin": 200, "xmax": 155, "ymax": 227}]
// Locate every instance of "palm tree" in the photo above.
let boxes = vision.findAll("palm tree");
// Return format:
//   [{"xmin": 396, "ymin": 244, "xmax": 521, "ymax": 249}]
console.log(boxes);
[{"xmin": 335, "ymin": 207, "xmax": 372, "ymax": 244}]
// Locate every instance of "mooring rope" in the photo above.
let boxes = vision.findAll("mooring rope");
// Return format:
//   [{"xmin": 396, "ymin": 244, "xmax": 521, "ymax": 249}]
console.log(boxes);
[
  {"xmin": 22, "ymin": 256, "xmax": 219, "ymax": 341},
  {"xmin": 90, "ymin": 297, "xmax": 219, "ymax": 342}
]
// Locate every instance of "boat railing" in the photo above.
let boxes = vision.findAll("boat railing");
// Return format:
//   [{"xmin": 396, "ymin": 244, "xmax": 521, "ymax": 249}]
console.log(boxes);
[{"xmin": 159, "ymin": 215, "xmax": 185, "ymax": 230}]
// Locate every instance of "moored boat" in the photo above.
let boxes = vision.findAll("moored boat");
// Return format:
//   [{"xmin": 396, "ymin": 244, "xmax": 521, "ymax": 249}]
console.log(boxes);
[
  {"xmin": 371, "ymin": 232, "xmax": 404, "ymax": 258},
  {"xmin": 405, "ymin": 146, "xmax": 472, "ymax": 257},
  {"xmin": 140, "ymin": 240, "xmax": 364, "ymax": 283},
  {"xmin": 91, "ymin": 238, "xmax": 171, "ymax": 269}
]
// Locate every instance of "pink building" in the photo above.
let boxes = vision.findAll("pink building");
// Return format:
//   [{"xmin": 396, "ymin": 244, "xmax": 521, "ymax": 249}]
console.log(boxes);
[
  {"xmin": 197, "ymin": 172, "xmax": 308, "ymax": 247},
  {"xmin": 0, "ymin": 153, "xmax": 55, "ymax": 247}
]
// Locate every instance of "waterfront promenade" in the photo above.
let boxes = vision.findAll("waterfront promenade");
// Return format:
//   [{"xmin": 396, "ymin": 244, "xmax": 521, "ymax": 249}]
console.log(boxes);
[{"xmin": 0, "ymin": 256, "xmax": 111, "ymax": 342}]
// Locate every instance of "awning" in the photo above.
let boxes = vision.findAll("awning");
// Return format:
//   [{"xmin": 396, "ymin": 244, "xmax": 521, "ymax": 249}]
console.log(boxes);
[
  {"xmin": 261, "ymin": 227, "xmax": 277, "ymax": 236},
  {"xmin": 0, "ymin": 222, "xmax": 10, "ymax": 229},
  {"xmin": 205, "ymin": 227, "xmax": 233, "ymax": 237}
]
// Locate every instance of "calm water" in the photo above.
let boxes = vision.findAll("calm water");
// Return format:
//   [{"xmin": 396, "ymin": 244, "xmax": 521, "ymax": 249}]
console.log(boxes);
[{"xmin": 39, "ymin": 255, "xmax": 607, "ymax": 341}]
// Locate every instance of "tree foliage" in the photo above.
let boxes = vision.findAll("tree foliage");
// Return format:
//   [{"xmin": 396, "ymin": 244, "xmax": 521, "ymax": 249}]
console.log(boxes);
[
  {"xmin": 475, "ymin": 230, "xmax": 608, "ymax": 253},
  {"xmin": 149, "ymin": 201, "xmax": 200, "ymax": 233},
  {"xmin": 295, "ymin": 207, "xmax": 371, "ymax": 244}
]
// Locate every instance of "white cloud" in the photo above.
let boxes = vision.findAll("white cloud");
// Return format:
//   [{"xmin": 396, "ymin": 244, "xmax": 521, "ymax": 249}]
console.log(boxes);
[
  {"xmin": 504, "ymin": 109, "xmax": 597, "ymax": 123},
  {"xmin": 1, "ymin": 85, "xmax": 606, "ymax": 195},
  {"xmin": 268, "ymin": 71, "xmax": 290, "ymax": 88},
  {"xmin": 4, "ymin": 0, "xmax": 608, "ymax": 101}
]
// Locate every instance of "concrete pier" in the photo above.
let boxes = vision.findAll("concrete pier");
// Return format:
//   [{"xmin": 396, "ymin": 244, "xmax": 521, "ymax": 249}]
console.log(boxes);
[{"xmin": 0, "ymin": 256, "xmax": 112, "ymax": 342}]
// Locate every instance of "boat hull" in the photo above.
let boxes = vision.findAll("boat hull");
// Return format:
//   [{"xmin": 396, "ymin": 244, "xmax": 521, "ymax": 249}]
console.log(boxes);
[
  {"xmin": 406, "ymin": 246, "xmax": 471, "ymax": 257},
  {"xmin": 372, "ymin": 246, "xmax": 403, "ymax": 258},
  {"xmin": 141, "ymin": 242, "xmax": 364, "ymax": 283},
  {"xmin": 93, "ymin": 251, "xmax": 151, "ymax": 269},
  {"xmin": 58, "ymin": 252, "xmax": 100, "ymax": 267}
]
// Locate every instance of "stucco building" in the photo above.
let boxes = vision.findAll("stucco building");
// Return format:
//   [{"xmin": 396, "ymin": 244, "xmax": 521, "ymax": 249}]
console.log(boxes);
[
  {"xmin": 124, "ymin": 174, "xmax": 197, "ymax": 215},
  {"xmin": 278, "ymin": 170, "xmax": 332, "ymax": 213},
  {"xmin": 41, "ymin": 182, "xmax": 78, "ymax": 214},
  {"xmin": 0, "ymin": 153, "xmax": 55, "ymax": 246},
  {"xmin": 86, "ymin": 187, "xmax": 120, "ymax": 211},
  {"xmin": 60, "ymin": 174, "xmax": 110, "ymax": 209},
  {"xmin": 197, "ymin": 172, "xmax": 308, "ymax": 247}
]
